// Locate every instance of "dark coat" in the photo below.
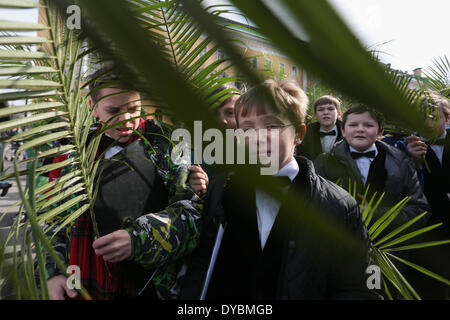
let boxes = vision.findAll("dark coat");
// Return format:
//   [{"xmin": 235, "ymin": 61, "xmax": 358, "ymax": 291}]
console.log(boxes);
[
  {"xmin": 408, "ymin": 134, "xmax": 450, "ymax": 299},
  {"xmin": 296, "ymin": 120, "xmax": 343, "ymax": 160},
  {"xmin": 314, "ymin": 139, "xmax": 431, "ymax": 235},
  {"xmin": 420, "ymin": 134, "xmax": 450, "ymax": 235},
  {"xmin": 180, "ymin": 157, "xmax": 379, "ymax": 300}
]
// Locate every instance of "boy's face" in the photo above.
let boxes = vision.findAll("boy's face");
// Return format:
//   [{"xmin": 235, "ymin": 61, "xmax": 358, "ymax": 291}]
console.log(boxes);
[
  {"xmin": 314, "ymin": 104, "xmax": 340, "ymax": 130},
  {"xmin": 342, "ymin": 112, "xmax": 382, "ymax": 152},
  {"xmin": 90, "ymin": 88, "xmax": 142, "ymax": 143},
  {"xmin": 237, "ymin": 106, "xmax": 305, "ymax": 172},
  {"xmin": 216, "ymin": 95, "xmax": 238, "ymax": 129},
  {"xmin": 424, "ymin": 107, "xmax": 447, "ymax": 139}
]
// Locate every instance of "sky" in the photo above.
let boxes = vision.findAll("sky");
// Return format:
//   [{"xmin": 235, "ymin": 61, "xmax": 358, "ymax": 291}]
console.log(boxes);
[
  {"xmin": 328, "ymin": 0, "xmax": 449, "ymax": 73},
  {"xmin": 206, "ymin": 0, "xmax": 450, "ymax": 74},
  {"xmin": 0, "ymin": 0, "xmax": 449, "ymax": 74}
]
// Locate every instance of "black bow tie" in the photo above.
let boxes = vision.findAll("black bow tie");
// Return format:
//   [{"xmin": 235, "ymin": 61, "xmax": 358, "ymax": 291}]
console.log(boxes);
[
  {"xmin": 428, "ymin": 138, "xmax": 446, "ymax": 146},
  {"xmin": 319, "ymin": 130, "xmax": 336, "ymax": 137},
  {"xmin": 273, "ymin": 176, "xmax": 292, "ymax": 186},
  {"xmin": 351, "ymin": 150, "xmax": 376, "ymax": 159},
  {"xmin": 260, "ymin": 175, "xmax": 292, "ymax": 189}
]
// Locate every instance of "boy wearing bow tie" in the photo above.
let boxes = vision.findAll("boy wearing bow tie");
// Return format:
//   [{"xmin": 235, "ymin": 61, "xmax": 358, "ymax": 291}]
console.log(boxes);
[
  {"xmin": 180, "ymin": 80, "xmax": 378, "ymax": 300},
  {"xmin": 405, "ymin": 93, "xmax": 450, "ymax": 299},
  {"xmin": 297, "ymin": 95, "xmax": 343, "ymax": 160},
  {"xmin": 314, "ymin": 105, "xmax": 430, "ymax": 236}
]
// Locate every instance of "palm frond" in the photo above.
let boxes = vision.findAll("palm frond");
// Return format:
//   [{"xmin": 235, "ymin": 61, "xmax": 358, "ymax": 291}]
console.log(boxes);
[
  {"xmin": 341, "ymin": 180, "xmax": 450, "ymax": 299},
  {"xmin": 0, "ymin": 0, "xmax": 97, "ymax": 299}
]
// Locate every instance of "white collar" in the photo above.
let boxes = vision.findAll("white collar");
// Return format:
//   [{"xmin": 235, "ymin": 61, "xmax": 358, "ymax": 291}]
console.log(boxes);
[{"xmin": 273, "ymin": 158, "xmax": 299, "ymax": 182}]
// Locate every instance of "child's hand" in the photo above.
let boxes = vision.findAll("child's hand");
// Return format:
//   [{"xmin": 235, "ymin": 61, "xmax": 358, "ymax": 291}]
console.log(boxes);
[
  {"xmin": 189, "ymin": 165, "xmax": 209, "ymax": 195},
  {"xmin": 48, "ymin": 275, "xmax": 78, "ymax": 300},
  {"xmin": 406, "ymin": 136, "xmax": 427, "ymax": 169},
  {"xmin": 93, "ymin": 230, "xmax": 132, "ymax": 263}
]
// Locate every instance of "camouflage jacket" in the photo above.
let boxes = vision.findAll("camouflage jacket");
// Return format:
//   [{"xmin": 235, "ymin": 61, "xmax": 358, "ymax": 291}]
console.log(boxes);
[{"xmin": 43, "ymin": 119, "xmax": 203, "ymax": 299}]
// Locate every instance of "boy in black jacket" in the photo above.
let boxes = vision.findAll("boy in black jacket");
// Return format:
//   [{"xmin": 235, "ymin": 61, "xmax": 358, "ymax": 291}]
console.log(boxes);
[
  {"xmin": 297, "ymin": 95, "xmax": 343, "ymax": 160},
  {"xmin": 314, "ymin": 105, "xmax": 430, "ymax": 234},
  {"xmin": 181, "ymin": 80, "xmax": 378, "ymax": 300},
  {"xmin": 405, "ymin": 93, "xmax": 450, "ymax": 299}
]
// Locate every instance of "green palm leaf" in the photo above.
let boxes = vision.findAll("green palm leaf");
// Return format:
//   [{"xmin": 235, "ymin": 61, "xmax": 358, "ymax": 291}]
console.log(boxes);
[{"xmin": 0, "ymin": 0, "xmax": 98, "ymax": 299}]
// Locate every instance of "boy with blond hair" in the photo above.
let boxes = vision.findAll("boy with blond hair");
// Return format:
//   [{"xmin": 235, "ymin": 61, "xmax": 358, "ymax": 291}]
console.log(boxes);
[
  {"xmin": 406, "ymin": 92, "xmax": 450, "ymax": 299},
  {"xmin": 297, "ymin": 95, "xmax": 343, "ymax": 160},
  {"xmin": 180, "ymin": 79, "xmax": 377, "ymax": 299}
]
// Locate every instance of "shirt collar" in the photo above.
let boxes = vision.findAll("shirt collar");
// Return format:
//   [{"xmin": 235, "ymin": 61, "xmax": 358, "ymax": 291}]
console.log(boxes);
[{"xmin": 274, "ymin": 158, "xmax": 299, "ymax": 182}]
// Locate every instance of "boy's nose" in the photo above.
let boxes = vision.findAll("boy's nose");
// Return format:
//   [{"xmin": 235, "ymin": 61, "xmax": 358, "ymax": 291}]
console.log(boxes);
[{"xmin": 118, "ymin": 112, "xmax": 132, "ymax": 122}]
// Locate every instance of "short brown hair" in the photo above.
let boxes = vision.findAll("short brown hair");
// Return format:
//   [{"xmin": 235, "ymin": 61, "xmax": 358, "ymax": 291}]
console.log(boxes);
[
  {"xmin": 342, "ymin": 104, "xmax": 385, "ymax": 133},
  {"xmin": 88, "ymin": 67, "xmax": 140, "ymax": 104},
  {"xmin": 313, "ymin": 95, "xmax": 341, "ymax": 113},
  {"xmin": 235, "ymin": 79, "xmax": 308, "ymax": 131},
  {"xmin": 422, "ymin": 91, "xmax": 450, "ymax": 121}
]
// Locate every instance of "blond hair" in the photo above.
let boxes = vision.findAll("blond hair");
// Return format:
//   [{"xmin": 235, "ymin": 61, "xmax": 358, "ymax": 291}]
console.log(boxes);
[
  {"xmin": 235, "ymin": 79, "xmax": 308, "ymax": 130},
  {"xmin": 423, "ymin": 91, "xmax": 450, "ymax": 121},
  {"xmin": 313, "ymin": 95, "xmax": 341, "ymax": 113}
]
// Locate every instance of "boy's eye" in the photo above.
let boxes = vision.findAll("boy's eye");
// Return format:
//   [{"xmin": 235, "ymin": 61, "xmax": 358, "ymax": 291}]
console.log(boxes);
[{"xmin": 106, "ymin": 108, "xmax": 120, "ymax": 114}]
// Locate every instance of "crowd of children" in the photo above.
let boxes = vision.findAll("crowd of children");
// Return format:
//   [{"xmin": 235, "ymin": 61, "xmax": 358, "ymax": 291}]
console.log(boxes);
[{"xmin": 33, "ymin": 67, "xmax": 449, "ymax": 300}]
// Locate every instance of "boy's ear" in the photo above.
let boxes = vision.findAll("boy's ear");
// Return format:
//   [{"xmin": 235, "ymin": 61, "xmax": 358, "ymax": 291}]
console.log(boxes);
[
  {"xmin": 377, "ymin": 128, "xmax": 384, "ymax": 139},
  {"xmin": 295, "ymin": 124, "xmax": 307, "ymax": 145}
]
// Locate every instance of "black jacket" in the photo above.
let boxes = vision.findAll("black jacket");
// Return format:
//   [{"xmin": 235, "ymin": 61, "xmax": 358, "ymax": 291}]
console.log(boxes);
[
  {"xmin": 180, "ymin": 157, "xmax": 379, "ymax": 300},
  {"xmin": 296, "ymin": 120, "xmax": 343, "ymax": 160},
  {"xmin": 314, "ymin": 140, "xmax": 431, "ymax": 236},
  {"xmin": 420, "ymin": 134, "xmax": 450, "ymax": 236}
]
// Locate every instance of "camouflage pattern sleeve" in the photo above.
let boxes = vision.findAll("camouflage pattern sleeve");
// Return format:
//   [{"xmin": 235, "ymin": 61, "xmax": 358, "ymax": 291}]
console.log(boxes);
[
  {"xmin": 124, "ymin": 126, "xmax": 203, "ymax": 270},
  {"xmin": 42, "ymin": 219, "xmax": 74, "ymax": 280},
  {"xmin": 40, "ymin": 155, "xmax": 79, "ymax": 280}
]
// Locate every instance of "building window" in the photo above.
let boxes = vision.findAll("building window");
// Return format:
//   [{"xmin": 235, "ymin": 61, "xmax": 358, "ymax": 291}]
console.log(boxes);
[
  {"xmin": 264, "ymin": 58, "xmax": 272, "ymax": 71},
  {"xmin": 217, "ymin": 49, "xmax": 225, "ymax": 60},
  {"xmin": 198, "ymin": 45, "xmax": 208, "ymax": 58},
  {"xmin": 279, "ymin": 62, "xmax": 286, "ymax": 77},
  {"xmin": 292, "ymin": 65, "xmax": 298, "ymax": 77},
  {"xmin": 250, "ymin": 57, "xmax": 258, "ymax": 69}
]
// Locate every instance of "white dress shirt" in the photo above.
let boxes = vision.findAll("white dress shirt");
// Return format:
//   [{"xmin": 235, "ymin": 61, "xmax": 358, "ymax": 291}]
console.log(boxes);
[
  {"xmin": 349, "ymin": 144, "xmax": 378, "ymax": 185},
  {"xmin": 320, "ymin": 125, "xmax": 338, "ymax": 153},
  {"xmin": 104, "ymin": 133, "xmax": 124, "ymax": 159},
  {"xmin": 255, "ymin": 158, "xmax": 299, "ymax": 250}
]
